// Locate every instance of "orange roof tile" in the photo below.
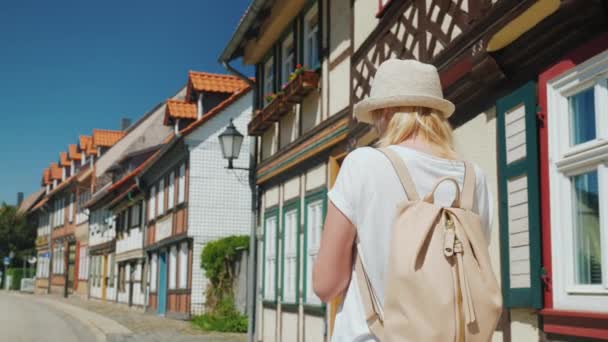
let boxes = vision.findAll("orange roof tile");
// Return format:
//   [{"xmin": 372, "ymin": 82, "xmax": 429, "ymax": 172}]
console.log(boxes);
[
  {"xmin": 79, "ymin": 135, "xmax": 92, "ymax": 153},
  {"xmin": 42, "ymin": 168, "xmax": 51, "ymax": 185},
  {"xmin": 164, "ymin": 99, "xmax": 197, "ymax": 125},
  {"xmin": 49, "ymin": 163, "xmax": 62, "ymax": 180},
  {"xmin": 68, "ymin": 144, "xmax": 81, "ymax": 160},
  {"xmin": 188, "ymin": 71, "xmax": 249, "ymax": 93},
  {"xmin": 92, "ymin": 129, "xmax": 125, "ymax": 147},
  {"xmin": 59, "ymin": 152, "xmax": 71, "ymax": 167},
  {"xmin": 181, "ymin": 85, "xmax": 252, "ymax": 136}
]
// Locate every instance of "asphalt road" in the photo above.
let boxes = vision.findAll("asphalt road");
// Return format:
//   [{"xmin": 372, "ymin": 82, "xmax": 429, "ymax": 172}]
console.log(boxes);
[{"xmin": 0, "ymin": 291, "xmax": 96, "ymax": 342}]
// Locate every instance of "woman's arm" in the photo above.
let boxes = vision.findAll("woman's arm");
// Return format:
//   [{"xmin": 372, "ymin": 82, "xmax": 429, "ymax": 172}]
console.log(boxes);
[{"xmin": 312, "ymin": 201, "xmax": 357, "ymax": 302}]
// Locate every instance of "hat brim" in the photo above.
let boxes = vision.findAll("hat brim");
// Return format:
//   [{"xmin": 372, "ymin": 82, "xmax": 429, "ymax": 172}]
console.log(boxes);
[{"xmin": 353, "ymin": 94, "xmax": 455, "ymax": 124}]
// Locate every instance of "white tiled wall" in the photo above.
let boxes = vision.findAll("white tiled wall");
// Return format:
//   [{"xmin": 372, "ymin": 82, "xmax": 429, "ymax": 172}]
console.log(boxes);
[{"xmin": 116, "ymin": 227, "xmax": 143, "ymax": 254}]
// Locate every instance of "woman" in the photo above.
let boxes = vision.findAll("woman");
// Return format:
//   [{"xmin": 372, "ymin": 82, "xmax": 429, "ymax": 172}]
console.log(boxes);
[{"xmin": 312, "ymin": 59, "xmax": 494, "ymax": 341}]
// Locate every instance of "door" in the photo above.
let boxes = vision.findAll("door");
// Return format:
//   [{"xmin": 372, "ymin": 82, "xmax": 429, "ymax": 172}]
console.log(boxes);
[
  {"xmin": 101, "ymin": 254, "xmax": 108, "ymax": 300},
  {"xmin": 128, "ymin": 262, "xmax": 135, "ymax": 307},
  {"xmin": 67, "ymin": 243, "xmax": 76, "ymax": 290},
  {"xmin": 157, "ymin": 252, "xmax": 167, "ymax": 315}
]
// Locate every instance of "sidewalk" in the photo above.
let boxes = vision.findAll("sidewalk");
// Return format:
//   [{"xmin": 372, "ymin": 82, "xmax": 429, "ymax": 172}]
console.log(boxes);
[{"xmin": 40, "ymin": 293, "xmax": 246, "ymax": 342}]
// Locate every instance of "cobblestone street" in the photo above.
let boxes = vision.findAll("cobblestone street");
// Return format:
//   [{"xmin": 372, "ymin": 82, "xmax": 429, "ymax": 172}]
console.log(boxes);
[{"xmin": 37, "ymin": 293, "xmax": 246, "ymax": 342}]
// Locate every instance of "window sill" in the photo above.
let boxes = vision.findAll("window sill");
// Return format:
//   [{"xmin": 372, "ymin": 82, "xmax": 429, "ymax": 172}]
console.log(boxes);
[
  {"xmin": 541, "ymin": 309, "xmax": 608, "ymax": 340},
  {"xmin": 262, "ymin": 300, "xmax": 277, "ymax": 309},
  {"xmin": 303, "ymin": 304, "xmax": 326, "ymax": 316},
  {"xmin": 281, "ymin": 302, "xmax": 299, "ymax": 313}
]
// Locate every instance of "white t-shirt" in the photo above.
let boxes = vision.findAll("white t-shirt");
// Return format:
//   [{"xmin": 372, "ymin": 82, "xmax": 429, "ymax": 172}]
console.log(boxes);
[{"xmin": 327, "ymin": 145, "xmax": 494, "ymax": 342}]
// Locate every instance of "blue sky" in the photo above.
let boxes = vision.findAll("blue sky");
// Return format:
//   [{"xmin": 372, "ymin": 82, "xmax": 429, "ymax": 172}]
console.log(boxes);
[{"xmin": 0, "ymin": 0, "xmax": 251, "ymax": 205}]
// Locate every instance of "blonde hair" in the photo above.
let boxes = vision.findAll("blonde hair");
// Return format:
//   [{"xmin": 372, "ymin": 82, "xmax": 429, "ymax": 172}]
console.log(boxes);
[{"xmin": 372, "ymin": 106, "xmax": 457, "ymax": 159}]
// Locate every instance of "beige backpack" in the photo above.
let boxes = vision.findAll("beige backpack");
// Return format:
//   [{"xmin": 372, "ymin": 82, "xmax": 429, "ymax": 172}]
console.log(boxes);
[{"xmin": 355, "ymin": 148, "xmax": 503, "ymax": 342}]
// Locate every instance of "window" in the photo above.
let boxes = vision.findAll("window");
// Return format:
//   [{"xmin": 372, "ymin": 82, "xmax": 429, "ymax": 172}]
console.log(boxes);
[
  {"xmin": 282, "ymin": 204, "xmax": 299, "ymax": 303},
  {"xmin": 179, "ymin": 242, "xmax": 188, "ymax": 288},
  {"xmin": 150, "ymin": 253, "xmax": 158, "ymax": 292},
  {"xmin": 305, "ymin": 193, "xmax": 325, "ymax": 304},
  {"xmin": 53, "ymin": 245, "xmax": 64, "ymax": 274},
  {"xmin": 118, "ymin": 265, "xmax": 126, "ymax": 292},
  {"xmin": 78, "ymin": 246, "xmax": 88, "ymax": 280},
  {"xmin": 130, "ymin": 203, "xmax": 140, "ymax": 228},
  {"xmin": 264, "ymin": 57, "xmax": 275, "ymax": 104},
  {"xmin": 167, "ymin": 172, "xmax": 175, "ymax": 210},
  {"xmin": 281, "ymin": 34, "xmax": 295, "ymax": 85},
  {"xmin": 547, "ymin": 50, "xmax": 608, "ymax": 312},
  {"xmin": 178, "ymin": 164, "xmax": 186, "ymax": 204},
  {"xmin": 169, "ymin": 245, "xmax": 177, "ymax": 289},
  {"xmin": 68, "ymin": 193, "xmax": 74, "ymax": 223},
  {"xmin": 157, "ymin": 179, "xmax": 165, "ymax": 216},
  {"xmin": 264, "ymin": 212, "xmax": 278, "ymax": 300},
  {"xmin": 148, "ymin": 186, "xmax": 156, "ymax": 220},
  {"xmin": 304, "ymin": 4, "xmax": 319, "ymax": 68},
  {"xmin": 77, "ymin": 190, "xmax": 90, "ymax": 225}
]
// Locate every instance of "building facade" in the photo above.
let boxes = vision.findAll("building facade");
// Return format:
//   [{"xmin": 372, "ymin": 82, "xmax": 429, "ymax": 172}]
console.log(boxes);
[{"xmin": 222, "ymin": 0, "xmax": 608, "ymax": 341}]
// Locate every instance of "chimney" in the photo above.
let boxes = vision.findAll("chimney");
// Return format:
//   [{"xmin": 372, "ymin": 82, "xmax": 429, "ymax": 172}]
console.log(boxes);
[
  {"xmin": 17, "ymin": 192, "xmax": 24, "ymax": 206},
  {"xmin": 121, "ymin": 118, "xmax": 132, "ymax": 131}
]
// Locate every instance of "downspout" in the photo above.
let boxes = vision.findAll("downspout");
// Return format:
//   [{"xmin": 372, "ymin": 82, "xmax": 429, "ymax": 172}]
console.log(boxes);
[{"xmin": 221, "ymin": 59, "xmax": 257, "ymax": 342}]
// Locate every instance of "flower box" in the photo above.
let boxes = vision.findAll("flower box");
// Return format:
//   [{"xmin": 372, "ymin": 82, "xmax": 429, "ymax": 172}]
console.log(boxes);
[{"xmin": 283, "ymin": 70, "xmax": 320, "ymax": 103}]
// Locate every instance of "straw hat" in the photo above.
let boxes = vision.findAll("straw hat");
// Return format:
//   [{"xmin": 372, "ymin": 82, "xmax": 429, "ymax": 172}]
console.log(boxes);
[{"xmin": 354, "ymin": 59, "xmax": 455, "ymax": 124}]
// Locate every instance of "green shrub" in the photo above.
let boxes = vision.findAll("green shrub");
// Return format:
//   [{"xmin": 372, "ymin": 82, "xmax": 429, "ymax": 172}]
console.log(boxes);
[
  {"xmin": 194, "ymin": 235, "xmax": 249, "ymax": 333},
  {"xmin": 6, "ymin": 268, "xmax": 35, "ymax": 290},
  {"xmin": 192, "ymin": 296, "xmax": 248, "ymax": 333}
]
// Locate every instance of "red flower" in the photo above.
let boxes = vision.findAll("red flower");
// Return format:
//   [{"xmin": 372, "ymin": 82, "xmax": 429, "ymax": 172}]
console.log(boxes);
[{"xmin": 295, "ymin": 63, "xmax": 302, "ymax": 69}]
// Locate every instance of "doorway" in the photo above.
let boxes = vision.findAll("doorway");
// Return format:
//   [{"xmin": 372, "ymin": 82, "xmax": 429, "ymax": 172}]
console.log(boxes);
[{"xmin": 157, "ymin": 252, "xmax": 167, "ymax": 315}]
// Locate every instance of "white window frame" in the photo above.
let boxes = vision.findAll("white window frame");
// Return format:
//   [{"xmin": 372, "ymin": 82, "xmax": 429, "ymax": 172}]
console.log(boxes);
[
  {"xmin": 130, "ymin": 203, "xmax": 140, "ymax": 228},
  {"xmin": 179, "ymin": 242, "xmax": 188, "ymax": 289},
  {"xmin": 169, "ymin": 245, "xmax": 177, "ymax": 290},
  {"xmin": 149, "ymin": 186, "xmax": 156, "ymax": 220},
  {"xmin": 157, "ymin": 179, "xmax": 165, "ymax": 217},
  {"xmin": 167, "ymin": 171, "xmax": 175, "ymax": 210},
  {"xmin": 282, "ymin": 208, "xmax": 298, "ymax": 303},
  {"xmin": 306, "ymin": 199, "xmax": 323, "ymax": 304},
  {"xmin": 547, "ymin": 49, "xmax": 608, "ymax": 312},
  {"xmin": 281, "ymin": 34, "xmax": 295, "ymax": 85},
  {"xmin": 178, "ymin": 164, "xmax": 186, "ymax": 204},
  {"xmin": 264, "ymin": 57, "xmax": 275, "ymax": 104},
  {"xmin": 304, "ymin": 4, "xmax": 319, "ymax": 68},
  {"xmin": 264, "ymin": 215, "xmax": 277, "ymax": 300}
]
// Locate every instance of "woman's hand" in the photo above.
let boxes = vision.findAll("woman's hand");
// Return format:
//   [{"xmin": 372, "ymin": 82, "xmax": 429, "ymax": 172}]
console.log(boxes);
[{"xmin": 312, "ymin": 201, "xmax": 357, "ymax": 302}]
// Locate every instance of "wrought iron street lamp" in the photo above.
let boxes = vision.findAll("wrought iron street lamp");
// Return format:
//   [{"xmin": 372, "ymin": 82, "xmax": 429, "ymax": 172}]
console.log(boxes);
[{"xmin": 218, "ymin": 119, "xmax": 248, "ymax": 170}]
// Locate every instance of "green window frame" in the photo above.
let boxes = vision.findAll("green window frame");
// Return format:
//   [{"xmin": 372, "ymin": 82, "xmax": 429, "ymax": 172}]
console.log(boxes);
[
  {"xmin": 281, "ymin": 199, "xmax": 301, "ymax": 306},
  {"xmin": 497, "ymin": 81, "xmax": 543, "ymax": 308},
  {"xmin": 303, "ymin": 188, "xmax": 327, "ymax": 314},
  {"xmin": 262, "ymin": 207, "xmax": 279, "ymax": 303}
]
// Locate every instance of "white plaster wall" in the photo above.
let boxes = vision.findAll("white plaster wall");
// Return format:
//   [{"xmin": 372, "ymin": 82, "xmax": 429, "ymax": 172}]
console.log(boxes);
[
  {"xmin": 328, "ymin": 56, "xmax": 351, "ymax": 117},
  {"xmin": 265, "ymin": 186, "xmax": 280, "ymax": 208},
  {"xmin": 301, "ymin": 92, "xmax": 322, "ymax": 134},
  {"xmin": 281, "ymin": 312, "xmax": 299, "ymax": 341},
  {"xmin": 305, "ymin": 163, "xmax": 327, "ymax": 191},
  {"xmin": 353, "ymin": 0, "xmax": 379, "ymax": 52},
  {"xmin": 280, "ymin": 110, "xmax": 298, "ymax": 148},
  {"xmin": 133, "ymin": 262, "xmax": 145, "ymax": 306},
  {"xmin": 283, "ymin": 176, "xmax": 301, "ymax": 202},
  {"xmin": 262, "ymin": 125, "xmax": 278, "ymax": 160},
  {"xmin": 263, "ymin": 308, "xmax": 277, "ymax": 342},
  {"xmin": 304, "ymin": 315, "xmax": 325, "ymax": 342}
]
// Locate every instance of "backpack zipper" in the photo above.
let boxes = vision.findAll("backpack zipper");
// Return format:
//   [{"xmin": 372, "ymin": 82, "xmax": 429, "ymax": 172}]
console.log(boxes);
[{"xmin": 445, "ymin": 215, "xmax": 465, "ymax": 342}]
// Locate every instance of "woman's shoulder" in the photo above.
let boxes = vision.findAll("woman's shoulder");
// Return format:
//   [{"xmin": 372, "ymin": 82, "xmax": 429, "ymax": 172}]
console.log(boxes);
[{"xmin": 342, "ymin": 147, "xmax": 389, "ymax": 169}]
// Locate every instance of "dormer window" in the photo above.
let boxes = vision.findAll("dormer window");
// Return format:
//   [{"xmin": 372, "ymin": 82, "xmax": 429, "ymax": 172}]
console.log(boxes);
[{"xmin": 281, "ymin": 34, "xmax": 295, "ymax": 85}]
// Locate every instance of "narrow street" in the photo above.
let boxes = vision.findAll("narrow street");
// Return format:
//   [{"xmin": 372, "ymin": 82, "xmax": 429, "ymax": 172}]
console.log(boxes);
[
  {"xmin": 0, "ymin": 292, "xmax": 245, "ymax": 342},
  {"xmin": 0, "ymin": 292, "xmax": 97, "ymax": 342}
]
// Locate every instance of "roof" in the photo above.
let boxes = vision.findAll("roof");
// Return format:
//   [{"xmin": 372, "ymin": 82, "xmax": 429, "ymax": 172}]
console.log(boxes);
[
  {"xmin": 181, "ymin": 85, "xmax": 252, "ymax": 136},
  {"xmin": 68, "ymin": 144, "xmax": 81, "ymax": 160},
  {"xmin": 189, "ymin": 71, "xmax": 249, "ymax": 93},
  {"xmin": 30, "ymin": 196, "xmax": 49, "ymax": 212},
  {"xmin": 46, "ymin": 175, "xmax": 77, "ymax": 197},
  {"xmin": 59, "ymin": 152, "xmax": 71, "ymax": 167},
  {"xmin": 42, "ymin": 168, "xmax": 51, "ymax": 185},
  {"xmin": 49, "ymin": 163, "xmax": 62, "ymax": 180},
  {"xmin": 79, "ymin": 135, "xmax": 95, "ymax": 156},
  {"xmin": 164, "ymin": 99, "xmax": 197, "ymax": 125},
  {"xmin": 219, "ymin": 0, "xmax": 268, "ymax": 62},
  {"xmin": 18, "ymin": 188, "xmax": 45, "ymax": 215},
  {"xmin": 92, "ymin": 129, "xmax": 126, "ymax": 147}
]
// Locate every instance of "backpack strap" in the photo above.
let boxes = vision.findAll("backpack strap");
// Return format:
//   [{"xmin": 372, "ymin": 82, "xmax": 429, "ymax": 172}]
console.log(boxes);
[
  {"xmin": 378, "ymin": 148, "xmax": 420, "ymax": 201},
  {"xmin": 355, "ymin": 248, "xmax": 385, "ymax": 340},
  {"xmin": 461, "ymin": 161, "xmax": 476, "ymax": 211}
]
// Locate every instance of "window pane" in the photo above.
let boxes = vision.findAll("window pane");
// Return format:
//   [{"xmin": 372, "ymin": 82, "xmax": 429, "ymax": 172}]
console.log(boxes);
[
  {"xmin": 571, "ymin": 171, "xmax": 602, "ymax": 285},
  {"xmin": 569, "ymin": 87, "xmax": 596, "ymax": 145}
]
